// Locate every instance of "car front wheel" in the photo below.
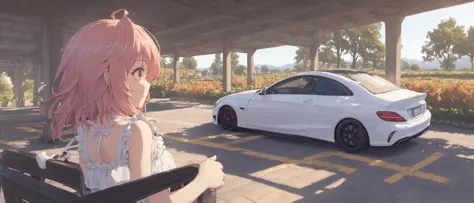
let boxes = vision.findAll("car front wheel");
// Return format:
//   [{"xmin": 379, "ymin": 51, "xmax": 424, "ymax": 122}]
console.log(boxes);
[{"xmin": 218, "ymin": 106, "xmax": 238, "ymax": 131}]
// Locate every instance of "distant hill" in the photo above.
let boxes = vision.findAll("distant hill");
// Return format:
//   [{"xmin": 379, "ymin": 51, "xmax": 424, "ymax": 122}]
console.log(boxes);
[
  {"xmin": 196, "ymin": 63, "xmax": 293, "ymax": 70},
  {"xmin": 403, "ymin": 57, "xmax": 473, "ymax": 70},
  {"xmin": 255, "ymin": 63, "xmax": 293, "ymax": 70},
  {"xmin": 196, "ymin": 57, "xmax": 474, "ymax": 71}
]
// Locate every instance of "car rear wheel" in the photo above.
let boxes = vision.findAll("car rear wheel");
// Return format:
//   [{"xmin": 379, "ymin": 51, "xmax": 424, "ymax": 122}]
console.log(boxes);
[
  {"xmin": 335, "ymin": 119, "xmax": 370, "ymax": 153},
  {"xmin": 218, "ymin": 106, "xmax": 238, "ymax": 131}
]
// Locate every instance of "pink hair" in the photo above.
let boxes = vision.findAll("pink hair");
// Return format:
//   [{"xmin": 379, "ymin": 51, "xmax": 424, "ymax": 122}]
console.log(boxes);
[{"xmin": 41, "ymin": 9, "xmax": 161, "ymax": 140}]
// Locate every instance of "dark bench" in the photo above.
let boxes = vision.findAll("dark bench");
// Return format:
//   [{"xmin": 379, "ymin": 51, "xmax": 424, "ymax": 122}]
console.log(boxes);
[{"xmin": 0, "ymin": 150, "xmax": 216, "ymax": 203}]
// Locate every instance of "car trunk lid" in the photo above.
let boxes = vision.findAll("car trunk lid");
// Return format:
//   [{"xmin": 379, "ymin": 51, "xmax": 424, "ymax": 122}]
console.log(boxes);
[{"xmin": 375, "ymin": 89, "xmax": 427, "ymax": 119}]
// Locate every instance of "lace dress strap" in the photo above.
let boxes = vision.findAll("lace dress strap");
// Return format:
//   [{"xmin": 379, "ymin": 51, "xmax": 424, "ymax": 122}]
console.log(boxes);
[
  {"xmin": 75, "ymin": 120, "xmax": 116, "ymax": 163},
  {"xmin": 86, "ymin": 120, "xmax": 116, "ymax": 153},
  {"xmin": 116, "ymin": 114, "xmax": 146, "ymax": 162}
]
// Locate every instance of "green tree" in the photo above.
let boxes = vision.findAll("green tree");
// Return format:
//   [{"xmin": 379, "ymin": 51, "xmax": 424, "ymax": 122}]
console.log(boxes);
[
  {"xmin": 0, "ymin": 74, "xmax": 13, "ymax": 107},
  {"xmin": 346, "ymin": 27, "xmax": 364, "ymax": 69},
  {"xmin": 294, "ymin": 47, "xmax": 309, "ymax": 71},
  {"xmin": 366, "ymin": 41, "xmax": 385, "ymax": 70},
  {"xmin": 260, "ymin": 65, "xmax": 270, "ymax": 74},
  {"xmin": 409, "ymin": 63, "xmax": 421, "ymax": 71},
  {"xmin": 421, "ymin": 17, "xmax": 466, "ymax": 71},
  {"xmin": 181, "ymin": 57, "xmax": 198, "ymax": 70},
  {"xmin": 161, "ymin": 56, "xmax": 174, "ymax": 69},
  {"xmin": 361, "ymin": 23, "xmax": 383, "ymax": 69},
  {"xmin": 233, "ymin": 65, "xmax": 247, "ymax": 75},
  {"xmin": 254, "ymin": 66, "xmax": 261, "ymax": 74},
  {"xmin": 210, "ymin": 54, "xmax": 222, "ymax": 75},
  {"xmin": 401, "ymin": 60, "xmax": 410, "ymax": 70},
  {"xmin": 200, "ymin": 69, "xmax": 210, "ymax": 77},
  {"xmin": 318, "ymin": 46, "xmax": 335, "ymax": 69},
  {"xmin": 231, "ymin": 52, "xmax": 239, "ymax": 68},
  {"xmin": 327, "ymin": 30, "xmax": 349, "ymax": 68},
  {"xmin": 347, "ymin": 23, "xmax": 382, "ymax": 69},
  {"xmin": 460, "ymin": 26, "xmax": 474, "ymax": 71},
  {"xmin": 269, "ymin": 68, "xmax": 283, "ymax": 74},
  {"xmin": 294, "ymin": 32, "xmax": 334, "ymax": 70}
]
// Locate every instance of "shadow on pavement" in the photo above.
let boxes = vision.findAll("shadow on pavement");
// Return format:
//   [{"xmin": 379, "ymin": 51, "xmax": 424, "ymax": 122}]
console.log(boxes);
[
  {"xmin": 0, "ymin": 106, "xmax": 40, "ymax": 115},
  {"xmin": 164, "ymin": 122, "xmax": 474, "ymax": 203},
  {"xmin": 146, "ymin": 100, "xmax": 200, "ymax": 112},
  {"xmin": 428, "ymin": 123, "xmax": 474, "ymax": 135},
  {"xmin": 0, "ymin": 122, "xmax": 75, "ymax": 152}
]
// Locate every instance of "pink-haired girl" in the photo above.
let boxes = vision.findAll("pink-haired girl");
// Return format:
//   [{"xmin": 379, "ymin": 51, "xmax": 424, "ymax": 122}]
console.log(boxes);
[{"xmin": 40, "ymin": 9, "xmax": 225, "ymax": 203}]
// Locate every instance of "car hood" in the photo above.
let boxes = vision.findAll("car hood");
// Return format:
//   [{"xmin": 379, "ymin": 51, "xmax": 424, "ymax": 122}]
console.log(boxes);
[{"xmin": 222, "ymin": 89, "xmax": 260, "ymax": 100}]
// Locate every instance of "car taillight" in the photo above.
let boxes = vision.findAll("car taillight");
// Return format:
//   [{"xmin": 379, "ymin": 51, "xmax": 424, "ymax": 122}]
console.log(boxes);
[{"xmin": 376, "ymin": 111, "xmax": 406, "ymax": 122}]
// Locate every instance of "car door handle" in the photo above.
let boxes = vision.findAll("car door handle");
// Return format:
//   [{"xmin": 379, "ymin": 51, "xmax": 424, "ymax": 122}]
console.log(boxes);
[{"xmin": 303, "ymin": 99, "xmax": 314, "ymax": 104}]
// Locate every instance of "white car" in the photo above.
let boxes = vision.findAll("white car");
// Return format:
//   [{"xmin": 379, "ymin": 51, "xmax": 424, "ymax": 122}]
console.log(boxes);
[{"xmin": 212, "ymin": 69, "xmax": 431, "ymax": 152}]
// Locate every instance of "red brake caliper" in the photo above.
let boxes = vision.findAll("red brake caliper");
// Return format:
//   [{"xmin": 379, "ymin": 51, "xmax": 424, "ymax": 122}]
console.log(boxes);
[{"xmin": 230, "ymin": 112, "xmax": 236, "ymax": 123}]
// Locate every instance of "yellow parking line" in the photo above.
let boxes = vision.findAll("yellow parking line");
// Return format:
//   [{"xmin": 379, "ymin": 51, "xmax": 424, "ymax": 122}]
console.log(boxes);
[
  {"xmin": 190, "ymin": 134, "xmax": 232, "ymax": 142},
  {"xmin": 14, "ymin": 126, "xmax": 39, "ymax": 133},
  {"xmin": 332, "ymin": 152, "xmax": 406, "ymax": 171},
  {"xmin": 190, "ymin": 132, "xmax": 251, "ymax": 142},
  {"xmin": 332, "ymin": 151, "xmax": 450, "ymax": 184},
  {"xmin": 384, "ymin": 152, "xmax": 448, "ymax": 184},
  {"xmin": 253, "ymin": 151, "xmax": 337, "ymax": 177},
  {"xmin": 163, "ymin": 133, "xmax": 450, "ymax": 184},
  {"xmin": 163, "ymin": 134, "xmax": 356, "ymax": 174},
  {"xmin": 224, "ymin": 135, "xmax": 265, "ymax": 145},
  {"xmin": 252, "ymin": 163, "xmax": 296, "ymax": 177},
  {"xmin": 304, "ymin": 151, "xmax": 338, "ymax": 160}
]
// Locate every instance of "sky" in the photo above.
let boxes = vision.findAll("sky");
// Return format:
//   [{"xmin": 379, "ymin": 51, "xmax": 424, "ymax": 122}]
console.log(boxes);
[{"xmin": 193, "ymin": 2, "xmax": 474, "ymax": 69}]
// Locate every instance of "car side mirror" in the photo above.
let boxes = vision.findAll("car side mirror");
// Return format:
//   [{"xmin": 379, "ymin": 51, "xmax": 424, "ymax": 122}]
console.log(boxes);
[{"xmin": 259, "ymin": 88, "xmax": 267, "ymax": 95}]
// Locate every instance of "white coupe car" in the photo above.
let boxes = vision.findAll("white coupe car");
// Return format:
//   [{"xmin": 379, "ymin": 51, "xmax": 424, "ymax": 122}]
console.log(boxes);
[{"xmin": 212, "ymin": 69, "xmax": 431, "ymax": 152}]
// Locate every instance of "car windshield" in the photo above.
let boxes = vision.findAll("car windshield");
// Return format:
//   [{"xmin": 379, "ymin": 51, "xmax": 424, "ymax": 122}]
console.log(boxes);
[{"xmin": 344, "ymin": 73, "xmax": 399, "ymax": 94}]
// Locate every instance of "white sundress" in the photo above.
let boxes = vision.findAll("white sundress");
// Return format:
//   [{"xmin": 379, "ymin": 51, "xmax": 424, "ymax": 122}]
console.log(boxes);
[{"xmin": 37, "ymin": 114, "xmax": 176, "ymax": 203}]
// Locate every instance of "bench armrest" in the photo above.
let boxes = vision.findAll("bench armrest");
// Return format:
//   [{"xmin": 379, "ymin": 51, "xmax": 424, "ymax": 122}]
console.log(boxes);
[{"xmin": 66, "ymin": 164, "xmax": 200, "ymax": 203}]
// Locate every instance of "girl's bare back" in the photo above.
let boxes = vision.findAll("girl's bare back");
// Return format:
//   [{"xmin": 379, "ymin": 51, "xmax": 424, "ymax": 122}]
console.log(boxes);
[{"xmin": 83, "ymin": 118, "xmax": 131, "ymax": 164}]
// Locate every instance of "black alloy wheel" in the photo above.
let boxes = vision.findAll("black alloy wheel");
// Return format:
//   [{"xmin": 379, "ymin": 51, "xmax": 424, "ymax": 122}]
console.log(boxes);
[{"xmin": 218, "ymin": 106, "xmax": 238, "ymax": 131}]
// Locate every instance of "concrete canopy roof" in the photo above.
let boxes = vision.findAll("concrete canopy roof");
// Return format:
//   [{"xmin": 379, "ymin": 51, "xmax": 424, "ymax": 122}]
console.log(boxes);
[{"xmin": 2, "ymin": 0, "xmax": 474, "ymax": 57}]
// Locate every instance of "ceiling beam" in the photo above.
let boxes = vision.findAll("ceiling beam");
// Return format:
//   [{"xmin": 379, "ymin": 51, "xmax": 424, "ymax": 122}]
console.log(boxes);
[
  {"xmin": 173, "ymin": 21, "xmax": 283, "ymax": 47},
  {"xmin": 288, "ymin": 0, "xmax": 392, "ymax": 24},
  {"xmin": 242, "ymin": 33, "xmax": 309, "ymax": 47},
  {"xmin": 397, "ymin": 0, "xmax": 473, "ymax": 17},
  {"xmin": 0, "ymin": 1, "xmax": 48, "ymax": 18},
  {"xmin": 0, "ymin": 53, "xmax": 40, "ymax": 61},
  {"xmin": 162, "ymin": 0, "xmax": 327, "ymax": 42},
  {"xmin": 213, "ymin": 0, "xmax": 393, "ymax": 42},
  {"xmin": 154, "ymin": 0, "xmax": 284, "ymax": 35},
  {"xmin": 53, "ymin": 0, "xmax": 119, "ymax": 24},
  {"xmin": 165, "ymin": 0, "xmax": 386, "ymax": 50},
  {"xmin": 48, "ymin": 0, "xmax": 105, "ymax": 22}
]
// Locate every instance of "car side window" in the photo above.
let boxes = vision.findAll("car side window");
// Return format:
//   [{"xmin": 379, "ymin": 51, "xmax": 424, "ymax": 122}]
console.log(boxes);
[
  {"xmin": 267, "ymin": 76, "xmax": 309, "ymax": 94},
  {"xmin": 314, "ymin": 77, "xmax": 353, "ymax": 96}
]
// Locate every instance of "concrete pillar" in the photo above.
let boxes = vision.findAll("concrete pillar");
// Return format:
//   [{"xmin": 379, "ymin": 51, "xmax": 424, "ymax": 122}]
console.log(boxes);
[
  {"xmin": 12, "ymin": 68, "xmax": 25, "ymax": 107},
  {"xmin": 246, "ymin": 49, "xmax": 255, "ymax": 86},
  {"xmin": 223, "ymin": 41, "xmax": 232, "ymax": 92},
  {"xmin": 310, "ymin": 35, "xmax": 320, "ymax": 71},
  {"xmin": 41, "ymin": 20, "xmax": 63, "ymax": 143},
  {"xmin": 385, "ymin": 16, "xmax": 404, "ymax": 86},
  {"xmin": 173, "ymin": 51, "xmax": 180, "ymax": 83},
  {"xmin": 33, "ymin": 62, "xmax": 41, "ymax": 106}
]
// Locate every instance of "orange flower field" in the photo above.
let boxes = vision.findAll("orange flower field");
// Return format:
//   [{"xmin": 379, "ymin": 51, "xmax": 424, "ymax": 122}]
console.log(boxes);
[{"xmin": 151, "ymin": 69, "xmax": 474, "ymax": 122}]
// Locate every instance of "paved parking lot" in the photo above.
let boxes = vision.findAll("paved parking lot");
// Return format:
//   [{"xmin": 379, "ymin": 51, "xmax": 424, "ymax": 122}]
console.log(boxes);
[{"xmin": 1, "ymin": 100, "xmax": 474, "ymax": 203}]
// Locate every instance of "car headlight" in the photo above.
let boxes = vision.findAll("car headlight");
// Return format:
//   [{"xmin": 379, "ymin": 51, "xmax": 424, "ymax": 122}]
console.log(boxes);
[{"xmin": 214, "ymin": 99, "xmax": 221, "ymax": 107}]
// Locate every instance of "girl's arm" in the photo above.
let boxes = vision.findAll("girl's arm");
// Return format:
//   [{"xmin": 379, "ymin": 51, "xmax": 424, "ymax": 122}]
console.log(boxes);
[{"xmin": 129, "ymin": 120, "xmax": 210, "ymax": 203}]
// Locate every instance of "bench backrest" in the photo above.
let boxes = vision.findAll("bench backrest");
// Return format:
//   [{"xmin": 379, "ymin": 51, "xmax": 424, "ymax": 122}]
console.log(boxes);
[
  {"xmin": 0, "ymin": 150, "xmax": 88, "ymax": 195},
  {"xmin": 0, "ymin": 150, "xmax": 217, "ymax": 203}
]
